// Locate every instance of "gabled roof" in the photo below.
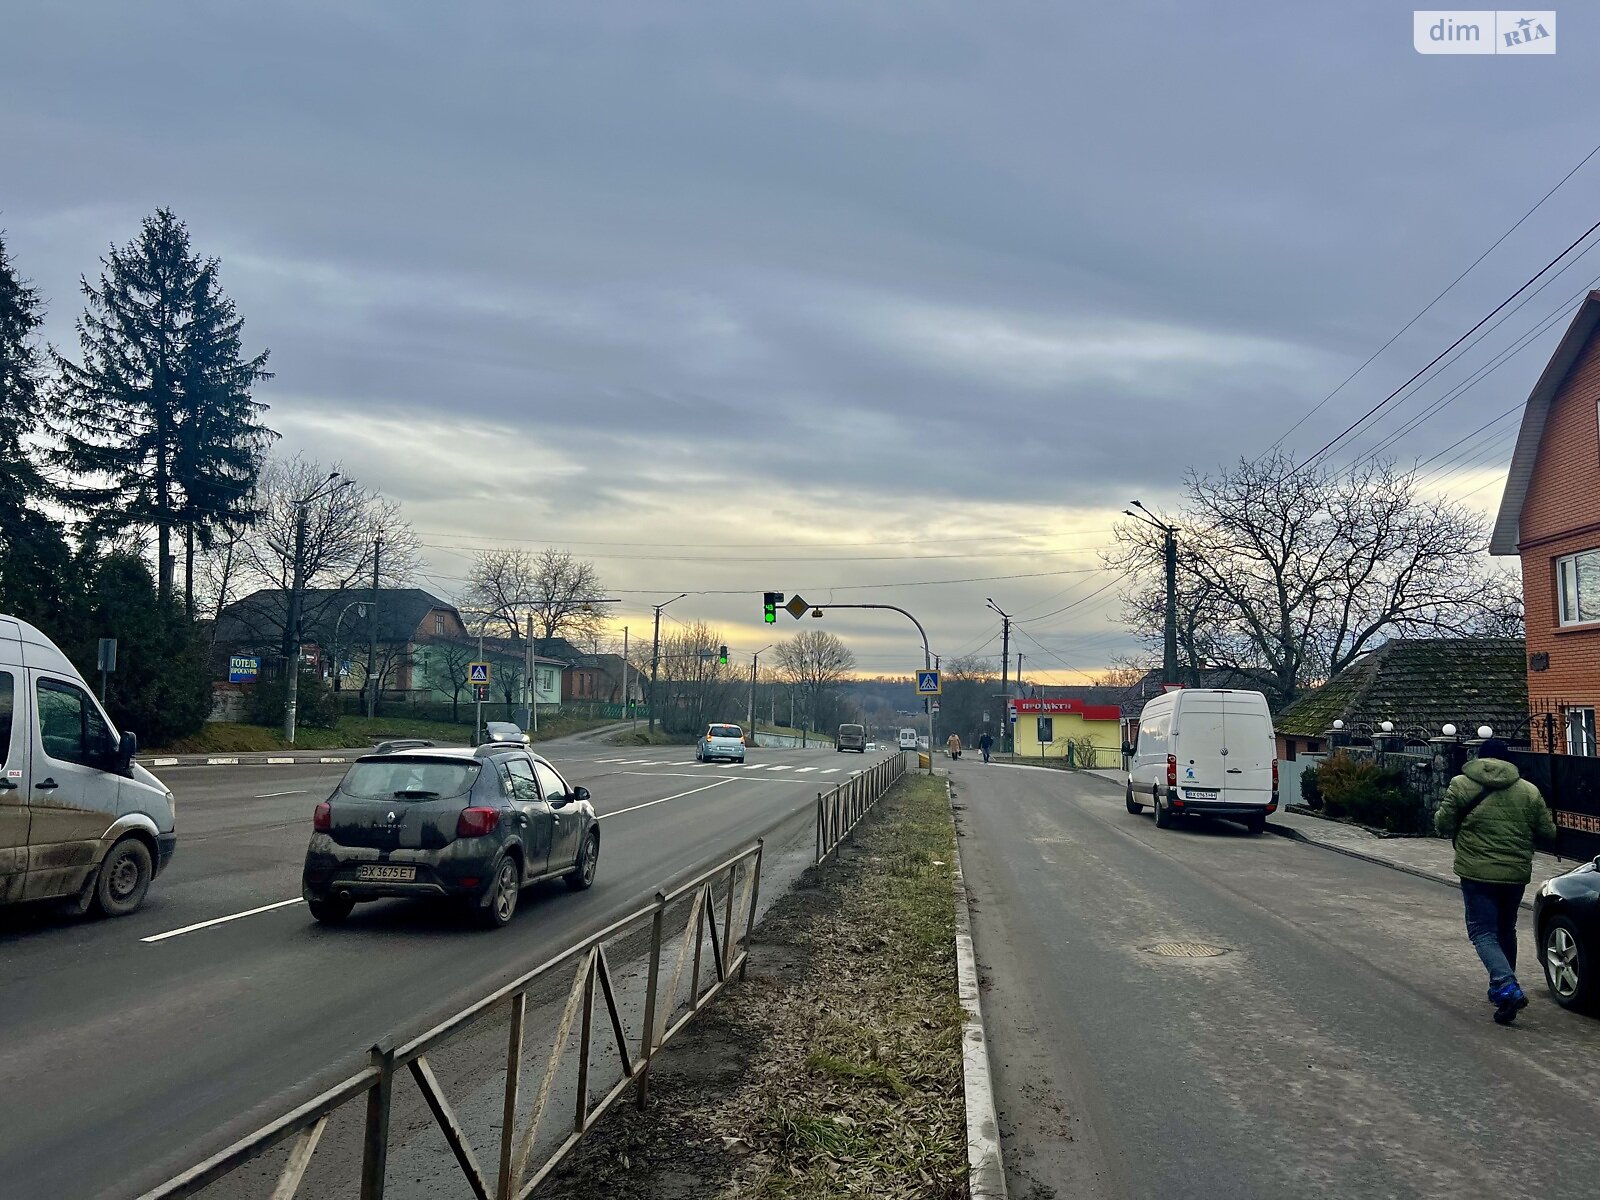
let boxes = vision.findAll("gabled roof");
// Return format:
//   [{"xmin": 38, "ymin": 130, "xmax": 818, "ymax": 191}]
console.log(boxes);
[
  {"xmin": 1491, "ymin": 290, "xmax": 1600, "ymax": 555},
  {"xmin": 216, "ymin": 587, "xmax": 461, "ymax": 649},
  {"xmin": 1119, "ymin": 667, "xmax": 1285, "ymax": 716},
  {"xmin": 1273, "ymin": 637, "xmax": 1527, "ymax": 738}
]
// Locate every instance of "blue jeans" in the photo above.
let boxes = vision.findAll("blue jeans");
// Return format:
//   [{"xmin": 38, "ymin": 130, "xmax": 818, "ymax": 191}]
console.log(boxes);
[{"xmin": 1460, "ymin": 879, "xmax": 1526, "ymax": 993}]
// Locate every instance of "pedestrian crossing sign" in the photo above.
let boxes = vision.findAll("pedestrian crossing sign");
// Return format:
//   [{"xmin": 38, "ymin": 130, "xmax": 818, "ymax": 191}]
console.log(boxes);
[
  {"xmin": 469, "ymin": 661, "xmax": 491, "ymax": 684},
  {"xmin": 916, "ymin": 670, "xmax": 941, "ymax": 695}
]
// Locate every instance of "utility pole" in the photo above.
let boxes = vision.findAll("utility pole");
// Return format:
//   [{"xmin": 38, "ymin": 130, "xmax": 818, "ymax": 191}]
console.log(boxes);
[
  {"xmin": 1127, "ymin": 501, "xmax": 1179, "ymax": 686},
  {"xmin": 284, "ymin": 472, "xmax": 351, "ymax": 744},
  {"xmin": 524, "ymin": 612, "xmax": 536, "ymax": 732},
  {"xmin": 623, "ymin": 626, "xmax": 632, "ymax": 727},
  {"xmin": 987, "ymin": 598, "xmax": 1013, "ymax": 754},
  {"xmin": 365, "ymin": 532, "xmax": 381, "ymax": 719},
  {"xmin": 648, "ymin": 593, "xmax": 687, "ymax": 734},
  {"xmin": 1016, "ymin": 652, "xmax": 1024, "ymax": 699},
  {"xmin": 747, "ymin": 644, "xmax": 773, "ymax": 738}
]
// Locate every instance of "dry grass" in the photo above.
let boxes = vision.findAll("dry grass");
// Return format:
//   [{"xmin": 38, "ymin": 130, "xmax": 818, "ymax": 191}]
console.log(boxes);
[{"xmin": 540, "ymin": 772, "xmax": 965, "ymax": 1199}]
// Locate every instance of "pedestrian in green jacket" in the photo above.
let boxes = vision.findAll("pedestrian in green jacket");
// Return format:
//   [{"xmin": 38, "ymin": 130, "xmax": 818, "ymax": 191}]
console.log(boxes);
[{"xmin": 1434, "ymin": 739, "xmax": 1557, "ymax": 1024}]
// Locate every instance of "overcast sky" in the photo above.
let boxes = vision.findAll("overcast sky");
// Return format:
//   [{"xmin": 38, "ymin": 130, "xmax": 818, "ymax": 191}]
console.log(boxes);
[{"xmin": 4, "ymin": 1, "xmax": 1595, "ymax": 680}]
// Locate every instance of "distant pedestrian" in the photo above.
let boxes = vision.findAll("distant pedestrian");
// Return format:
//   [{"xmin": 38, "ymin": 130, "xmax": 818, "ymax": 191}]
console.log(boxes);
[
  {"xmin": 947, "ymin": 732, "xmax": 961, "ymax": 760},
  {"xmin": 1435, "ymin": 739, "xmax": 1557, "ymax": 1025},
  {"xmin": 979, "ymin": 731, "xmax": 994, "ymax": 763}
]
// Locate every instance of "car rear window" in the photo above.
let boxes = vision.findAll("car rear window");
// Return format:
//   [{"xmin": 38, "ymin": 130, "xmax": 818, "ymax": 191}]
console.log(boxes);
[
  {"xmin": 343, "ymin": 759, "xmax": 480, "ymax": 800},
  {"xmin": 840, "ymin": 725, "xmax": 864, "ymax": 735},
  {"xmin": 709, "ymin": 725, "xmax": 742, "ymax": 739}
]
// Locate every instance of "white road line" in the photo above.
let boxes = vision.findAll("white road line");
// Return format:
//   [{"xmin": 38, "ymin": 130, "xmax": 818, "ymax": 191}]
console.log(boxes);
[
  {"xmin": 743, "ymin": 763, "xmax": 769, "ymax": 769},
  {"xmin": 597, "ymin": 779, "xmax": 733, "ymax": 820},
  {"xmin": 254, "ymin": 789, "xmax": 308, "ymax": 799},
  {"xmin": 142, "ymin": 897, "xmax": 304, "ymax": 944},
  {"xmin": 594, "ymin": 757, "xmax": 628, "ymax": 763},
  {"xmin": 670, "ymin": 761, "xmax": 698, "ymax": 766},
  {"xmin": 621, "ymin": 771, "xmax": 706, "ymax": 779},
  {"xmin": 767, "ymin": 765, "xmax": 794, "ymax": 772},
  {"xmin": 794, "ymin": 767, "xmax": 818, "ymax": 773},
  {"xmin": 821, "ymin": 768, "xmax": 840, "ymax": 774}
]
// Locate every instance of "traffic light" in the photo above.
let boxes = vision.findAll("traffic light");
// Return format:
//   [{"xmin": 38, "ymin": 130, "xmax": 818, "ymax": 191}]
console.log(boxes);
[
  {"xmin": 763, "ymin": 591, "xmax": 783, "ymax": 624},
  {"xmin": 719, "ymin": 644, "xmax": 728, "ymax": 665}
]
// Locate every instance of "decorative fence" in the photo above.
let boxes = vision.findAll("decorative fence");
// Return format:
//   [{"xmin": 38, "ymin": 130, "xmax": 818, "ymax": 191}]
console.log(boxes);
[
  {"xmin": 136, "ymin": 844, "xmax": 762, "ymax": 1200},
  {"xmin": 816, "ymin": 751, "xmax": 908, "ymax": 863}
]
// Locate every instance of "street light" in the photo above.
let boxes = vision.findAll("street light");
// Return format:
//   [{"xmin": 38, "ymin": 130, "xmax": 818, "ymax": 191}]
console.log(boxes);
[
  {"xmin": 985, "ymin": 598, "xmax": 1014, "ymax": 753},
  {"xmin": 329, "ymin": 600, "xmax": 368, "ymax": 692},
  {"xmin": 648, "ymin": 593, "xmax": 689, "ymax": 734},
  {"xmin": 283, "ymin": 473, "xmax": 355, "ymax": 744},
  {"xmin": 748, "ymin": 643, "xmax": 775, "ymax": 736},
  {"xmin": 1126, "ymin": 501, "xmax": 1179, "ymax": 686}
]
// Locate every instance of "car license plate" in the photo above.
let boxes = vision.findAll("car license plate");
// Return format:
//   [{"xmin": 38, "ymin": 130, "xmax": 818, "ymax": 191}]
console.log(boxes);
[
  {"xmin": 357, "ymin": 864, "xmax": 416, "ymax": 882},
  {"xmin": 1185, "ymin": 788, "xmax": 1219, "ymax": 800}
]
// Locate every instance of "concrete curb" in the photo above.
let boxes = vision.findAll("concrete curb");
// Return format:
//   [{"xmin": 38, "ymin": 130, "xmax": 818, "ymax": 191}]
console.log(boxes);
[
  {"xmin": 1266, "ymin": 821, "xmax": 1537, "ymax": 913},
  {"xmin": 947, "ymin": 779, "xmax": 1009, "ymax": 1200}
]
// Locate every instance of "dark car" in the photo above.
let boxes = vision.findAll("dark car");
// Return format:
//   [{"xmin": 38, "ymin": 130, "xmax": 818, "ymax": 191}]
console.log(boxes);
[
  {"xmin": 301, "ymin": 746, "xmax": 599, "ymax": 929},
  {"xmin": 837, "ymin": 723, "xmax": 867, "ymax": 753},
  {"xmin": 1534, "ymin": 855, "xmax": 1600, "ymax": 1013}
]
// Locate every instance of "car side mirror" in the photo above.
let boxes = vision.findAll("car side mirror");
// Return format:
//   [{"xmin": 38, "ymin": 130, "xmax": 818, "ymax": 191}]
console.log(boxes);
[
  {"xmin": 1122, "ymin": 743, "xmax": 1134, "ymax": 756},
  {"xmin": 116, "ymin": 730, "xmax": 138, "ymax": 773},
  {"xmin": 573, "ymin": 786, "xmax": 591, "ymax": 804}
]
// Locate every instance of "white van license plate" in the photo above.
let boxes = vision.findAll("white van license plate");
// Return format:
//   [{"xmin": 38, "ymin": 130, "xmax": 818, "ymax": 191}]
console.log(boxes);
[
  {"xmin": 358, "ymin": 864, "xmax": 415, "ymax": 882},
  {"xmin": 1184, "ymin": 789, "xmax": 1218, "ymax": 800}
]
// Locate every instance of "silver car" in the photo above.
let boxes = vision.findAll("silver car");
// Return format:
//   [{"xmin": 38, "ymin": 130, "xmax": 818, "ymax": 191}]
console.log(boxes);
[{"xmin": 696, "ymin": 723, "xmax": 747, "ymax": 763}]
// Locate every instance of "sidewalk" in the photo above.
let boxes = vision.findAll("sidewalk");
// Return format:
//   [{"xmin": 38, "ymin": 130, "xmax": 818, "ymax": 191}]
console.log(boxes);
[{"xmin": 1268, "ymin": 806, "xmax": 1572, "ymax": 909}]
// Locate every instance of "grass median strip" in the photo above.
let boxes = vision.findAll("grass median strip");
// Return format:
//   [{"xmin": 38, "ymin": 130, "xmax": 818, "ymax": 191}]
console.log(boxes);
[{"xmin": 542, "ymin": 772, "xmax": 964, "ymax": 1199}]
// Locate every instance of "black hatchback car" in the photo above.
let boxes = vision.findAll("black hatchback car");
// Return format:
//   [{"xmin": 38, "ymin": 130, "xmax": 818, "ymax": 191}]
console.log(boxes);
[
  {"xmin": 302, "ymin": 746, "xmax": 599, "ymax": 929},
  {"xmin": 1534, "ymin": 855, "xmax": 1600, "ymax": 1013}
]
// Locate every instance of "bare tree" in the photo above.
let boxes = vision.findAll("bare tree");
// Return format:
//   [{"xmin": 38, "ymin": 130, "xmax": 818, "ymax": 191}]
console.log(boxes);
[
  {"xmin": 234, "ymin": 454, "xmax": 423, "ymax": 656},
  {"xmin": 421, "ymin": 637, "xmax": 480, "ymax": 722},
  {"xmin": 462, "ymin": 547, "xmax": 606, "ymax": 644},
  {"xmin": 772, "ymin": 630, "xmax": 856, "ymax": 732},
  {"xmin": 1107, "ymin": 451, "xmax": 1506, "ymax": 706},
  {"xmin": 1093, "ymin": 655, "xmax": 1154, "ymax": 690},
  {"xmin": 655, "ymin": 620, "xmax": 742, "ymax": 734}
]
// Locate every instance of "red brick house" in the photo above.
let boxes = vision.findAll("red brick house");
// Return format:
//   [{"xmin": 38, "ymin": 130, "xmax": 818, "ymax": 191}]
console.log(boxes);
[{"xmin": 1491, "ymin": 289, "xmax": 1600, "ymax": 756}]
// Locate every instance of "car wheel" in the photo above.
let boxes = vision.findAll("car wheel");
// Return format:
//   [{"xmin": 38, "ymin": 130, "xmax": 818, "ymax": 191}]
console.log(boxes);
[
  {"xmin": 1153, "ymin": 789, "xmax": 1173, "ymax": 829},
  {"xmin": 1542, "ymin": 916, "xmax": 1595, "ymax": 1011},
  {"xmin": 1125, "ymin": 782, "xmax": 1142, "ymax": 814},
  {"xmin": 94, "ymin": 838, "xmax": 152, "ymax": 916},
  {"xmin": 1245, "ymin": 813, "xmax": 1267, "ymax": 836},
  {"xmin": 566, "ymin": 830, "xmax": 600, "ymax": 892},
  {"xmin": 309, "ymin": 895, "xmax": 355, "ymax": 924},
  {"xmin": 478, "ymin": 856, "xmax": 521, "ymax": 929}
]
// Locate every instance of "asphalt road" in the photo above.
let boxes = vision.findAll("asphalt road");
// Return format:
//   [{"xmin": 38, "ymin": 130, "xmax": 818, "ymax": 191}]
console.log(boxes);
[
  {"xmin": 0, "ymin": 738, "xmax": 891, "ymax": 1200},
  {"xmin": 954, "ymin": 760, "xmax": 1600, "ymax": 1200}
]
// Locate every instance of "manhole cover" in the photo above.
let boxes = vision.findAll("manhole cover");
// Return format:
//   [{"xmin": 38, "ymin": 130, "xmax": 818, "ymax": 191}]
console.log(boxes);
[{"xmin": 1145, "ymin": 941, "xmax": 1230, "ymax": 958}]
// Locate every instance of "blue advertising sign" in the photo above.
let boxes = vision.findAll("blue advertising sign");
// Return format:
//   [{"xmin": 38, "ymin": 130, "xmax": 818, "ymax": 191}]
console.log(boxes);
[{"xmin": 228, "ymin": 655, "xmax": 260, "ymax": 684}]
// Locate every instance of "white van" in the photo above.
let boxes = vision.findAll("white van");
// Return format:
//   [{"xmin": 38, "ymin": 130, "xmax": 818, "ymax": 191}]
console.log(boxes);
[
  {"xmin": 1127, "ymin": 689, "xmax": 1278, "ymax": 835},
  {"xmin": 1, "ymin": 615, "xmax": 177, "ymax": 915},
  {"xmin": 897, "ymin": 728, "xmax": 919, "ymax": 750}
]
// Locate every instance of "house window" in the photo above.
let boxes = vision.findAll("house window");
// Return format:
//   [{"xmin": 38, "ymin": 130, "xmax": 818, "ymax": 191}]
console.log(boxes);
[
  {"xmin": 434, "ymin": 614, "xmax": 445, "ymax": 636},
  {"xmin": 1568, "ymin": 707, "xmax": 1598, "ymax": 757},
  {"xmin": 1556, "ymin": 549, "xmax": 1600, "ymax": 625},
  {"xmin": 1036, "ymin": 717, "xmax": 1054, "ymax": 745}
]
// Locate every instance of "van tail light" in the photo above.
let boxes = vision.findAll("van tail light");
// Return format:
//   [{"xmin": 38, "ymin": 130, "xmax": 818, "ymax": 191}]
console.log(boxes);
[
  {"xmin": 313, "ymin": 801, "xmax": 331, "ymax": 832},
  {"xmin": 1166, "ymin": 754, "xmax": 1177, "ymax": 788},
  {"xmin": 456, "ymin": 807, "xmax": 501, "ymax": 838},
  {"xmin": 1272, "ymin": 759, "xmax": 1279, "ymax": 793}
]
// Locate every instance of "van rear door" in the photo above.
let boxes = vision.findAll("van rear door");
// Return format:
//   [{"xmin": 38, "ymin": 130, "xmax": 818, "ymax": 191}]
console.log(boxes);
[
  {"xmin": 1219, "ymin": 704, "xmax": 1275, "ymax": 805},
  {"xmin": 0, "ymin": 665, "xmax": 28, "ymax": 902},
  {"xmin": 1174, "ymin": 699, "xmax": 1229, "ymax": 798}
]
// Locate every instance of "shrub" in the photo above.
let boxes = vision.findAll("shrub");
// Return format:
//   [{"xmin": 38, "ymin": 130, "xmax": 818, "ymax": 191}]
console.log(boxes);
[
  {"xmin": 1299, "ymin": 764, "xmax": 1323, "ymax": 809},
  {"xmin": 246, "ymin": 669, "xmax": 340, "ymax": 730},
  {"xmin": 1316, "ymin": 752, "xmax": 1426, "ymax": 834},
  {"xmin": 1066, "ymin": 737, "xmax": 1099, "ymax": 769}
]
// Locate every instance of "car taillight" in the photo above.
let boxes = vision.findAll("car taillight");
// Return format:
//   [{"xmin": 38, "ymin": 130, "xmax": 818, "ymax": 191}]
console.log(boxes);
[
  {"xmin": 1166, "ymin": 754, "xmax": 1177, "ymax": 788},
  {"xmin": 456, "ymin": 807, "xmax": 501, "ymax": 838},
  {"xmin": 313, "ymin": 801, "xmax": 331, "ymax": 832},
  {"xmin": 1272, "ymin": 759, "xmax": 1279, "ymax": 792}
]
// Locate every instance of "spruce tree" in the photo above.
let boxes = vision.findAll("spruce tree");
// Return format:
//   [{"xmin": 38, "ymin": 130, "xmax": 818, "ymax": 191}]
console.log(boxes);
[{"xmin": 49, "ymin": 208, "xmax": 274, "ymax": 613}]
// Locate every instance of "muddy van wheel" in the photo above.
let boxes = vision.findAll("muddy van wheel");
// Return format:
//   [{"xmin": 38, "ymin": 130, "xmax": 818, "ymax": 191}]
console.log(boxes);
[{"xmin": 95, "ymin": 838, "xmax": 152, "ymax": 916}]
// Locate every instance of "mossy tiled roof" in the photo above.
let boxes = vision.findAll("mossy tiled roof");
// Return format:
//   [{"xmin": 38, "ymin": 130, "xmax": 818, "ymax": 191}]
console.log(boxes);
[{"xmin": 1274, "ymin": 637, "xmax": 1527, "ymax": 738}]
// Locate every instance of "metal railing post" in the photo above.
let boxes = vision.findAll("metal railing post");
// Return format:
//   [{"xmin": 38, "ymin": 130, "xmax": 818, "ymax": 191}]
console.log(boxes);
[
  {"xmin": 360, "ymin": 1046, "xmax": 394, "ymax": 1200},
  {"xmin": 574, "ymin": 956, "xmax": 595, "ymax": 1135},
  {"xmin": 722, "ymin": 861, "xmax": 738, "ymax": 976},
  {"xmin": 495, "ymin": 992, "xmax": 526, "ymax": 1200},
  {"xmin": 690, "ymin": 884, "xmax": 707, "ymax": 1003},
  {"xmin": 637, "ymin": 895, "xmax": 666, "ymax": 1108},
  {"xmin": 815, "ymin": 793, "xmax": 823, "ymax": 863},
  {"xmin": 742, "ymin": 840, "xmax": 763, "ymax": 981}
]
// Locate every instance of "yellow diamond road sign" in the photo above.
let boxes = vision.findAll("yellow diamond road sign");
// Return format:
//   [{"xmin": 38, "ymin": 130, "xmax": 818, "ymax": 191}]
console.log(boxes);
[{"xmin": 785, "ymin": 595, "xmax": 809, "ymax": 620}]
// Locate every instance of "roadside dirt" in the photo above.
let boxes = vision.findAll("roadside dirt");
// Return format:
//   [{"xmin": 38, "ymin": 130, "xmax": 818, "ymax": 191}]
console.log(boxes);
[{"xmin": 539, "ymin": 773, "xmax": 966, "ymax": 1199}]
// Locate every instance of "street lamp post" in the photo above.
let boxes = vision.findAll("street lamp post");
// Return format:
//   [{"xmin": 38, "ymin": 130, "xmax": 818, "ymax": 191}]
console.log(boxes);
[
  {"xmin": 648, "ymin": 593, "xmax": 688, "ymax": 734},
  {"xmin": 1127, "ymin": 501, "xmax": 1179, "ymax": 687},
  {"xmin": 283, "ymin": 473, "xmax": 354, "ymax": 744},
  {"xmin": 986, "ymin": 598, "xmax": 1013, "ymax": 753},
  {"xmin": 329, "ymin": 600, "xmax": 368, "ymax": 694},
  {"xmin": 748, "ymin": 644, "xmax": 774, "ymax": 738}
]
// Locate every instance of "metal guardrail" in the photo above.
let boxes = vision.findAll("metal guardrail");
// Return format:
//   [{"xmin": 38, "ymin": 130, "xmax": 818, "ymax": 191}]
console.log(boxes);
[
  {"xmin": 136, "ymin": 842, "xmax": 764, "ymax": 1200},
  {"xmin": 816, "ymin": 751, "xmax": 907, "ymax": 864}
]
